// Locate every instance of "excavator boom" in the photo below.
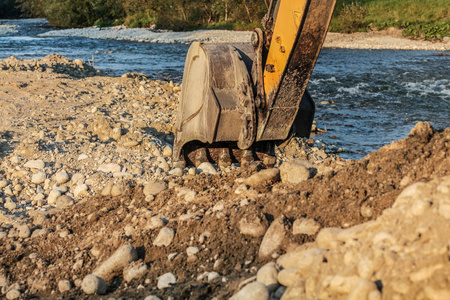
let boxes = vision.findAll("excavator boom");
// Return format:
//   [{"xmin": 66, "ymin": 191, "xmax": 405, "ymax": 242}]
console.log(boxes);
[{"xmin": 173, "ymin": 0, "xmax": 336, "ymax": 168}]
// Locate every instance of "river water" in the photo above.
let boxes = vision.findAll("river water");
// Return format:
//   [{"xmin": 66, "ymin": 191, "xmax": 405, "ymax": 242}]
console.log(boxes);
[{"xmin": 1, "ymin": 19, "xmax": 449, "ymax": 159}]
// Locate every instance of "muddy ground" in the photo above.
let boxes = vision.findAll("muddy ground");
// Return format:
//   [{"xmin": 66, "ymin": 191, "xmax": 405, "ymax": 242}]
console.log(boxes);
[{"xmin": 0, "ymin": 55, "xmax": 449, "ymax": 300}]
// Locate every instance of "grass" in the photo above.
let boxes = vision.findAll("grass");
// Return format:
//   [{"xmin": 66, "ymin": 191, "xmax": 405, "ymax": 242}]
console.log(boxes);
[{"xmin": 330, "ymin": 0, "xmax": 449, "ymax": 39}]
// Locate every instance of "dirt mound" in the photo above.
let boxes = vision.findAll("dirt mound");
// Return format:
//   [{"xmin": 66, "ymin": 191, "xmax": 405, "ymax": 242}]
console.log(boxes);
[
  {"xmin": 0, "ymin": 122, "xmax": 448, "ymax": 299},
  {"xmin": 0, "ymin": 54, "xmax": 104, "ymax": 78}
]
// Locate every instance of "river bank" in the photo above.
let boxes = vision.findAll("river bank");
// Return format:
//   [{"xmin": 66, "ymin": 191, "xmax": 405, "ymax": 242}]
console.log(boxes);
[
  {"xmin": 38, "ymin": 26, "xmax": 450, "ymax": 51},
  {"xmin": 0, "ymin": 55, "xmax": 449, "ymax": 299}
]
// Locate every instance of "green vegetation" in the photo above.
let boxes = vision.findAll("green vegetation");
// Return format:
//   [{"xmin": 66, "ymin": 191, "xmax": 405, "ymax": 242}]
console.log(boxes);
[
  {"xmin": 330, "ymin": 0, "xmax": 449, "ymax": 39},
  {"xmin": 9, "ymin": 0, "xmax": 450, "ymax": 39}
]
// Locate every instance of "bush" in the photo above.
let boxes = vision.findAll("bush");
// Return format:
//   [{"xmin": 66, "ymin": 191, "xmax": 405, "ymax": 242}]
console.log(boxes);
[{"xmin": 330, "ymin": 2, "xmax": 368, "ymax": 33}]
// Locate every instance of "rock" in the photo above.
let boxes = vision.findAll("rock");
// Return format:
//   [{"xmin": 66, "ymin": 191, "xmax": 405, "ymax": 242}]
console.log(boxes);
[
  {"xmin": 186, "ymin": 246, "xmax": 200, "ymax": 257},
  {"xmin": 144, "ymin": 181, "xmax": 167, "ymax": 196},
  {"xmin": 24, "ymin": 159, "xmax": 45, "ymax": 170},
  {"xmin": 93, "ymin": 244, "xmax": 138, "ymax": 281},
  {"xmin": 6, "ymin": 289, "xmax": 21, "ymax": 300},
  {"xmin": 256, "ymin": 262, "xmax": 279, "ymax": 292},
  {"xmin": 157, "ymin": 273, "xmax": 176, "ymax": 289},
  {"xmin": 169, "ymin": 168, "xmax": 183, "ymax": 177},
  {"xmin": 279, "ymin": 160, "xmax": 313, "ymax": 184},
  {"xmin": 276, "ymin": 243, "xmax": 315, "ymax": 269},
  {"xmin": 74, "ymin": 184, "xmax": 89, "ymax": 197},
  {"xmin": 347, "ymin": 279, "xmax": 379, "ymax": 300},
  {"xmin": 98, "ymin": 163, "xmax": 121, "ymax": 173},
  {"xmin": 315, "ymin": 227, "xmax": 343, "ymax": 249},
  {"xmin": 197, "ymin": 162, "xmax": 218, "ymax": 175},
  {"xmin": 58, "ymin": 280, "xmax": 72, "ymax": 293},
  {"xmin": 163, "ymin": 146, "xmax": 173, "ymax": 157},
  {"xmin": 292, "ymin": 218, "xmax": 320, "ymax": 235},
  {"xmin": 294, "ymin": 248, "xmax": 328, "ymax": 278},
  {"xmin": 56, "ymin": 195, "xmax": 74, "ymax": 208},
  {"xmin": 259, "ymin": 216, "xmax": 289, "ymax": 259},
  {"xmin": 123, "ymin": 261, "xmax": 148, "ymax": 283},
  {"xmin": 243, "ymin": 168, "xmax": 280, "ymax": 188},
  {"xmin": 17, "ymin": 224, "xmax": 31, "ymax": 238},
  {"xmin": 277, "ymin": 266, "xmax": 298, "ymax": 287},
  {"xmin": 55, "ymin": 170, "xmax": 70, "ymax": 184},
  {"xmin": 229, "ymin": 282, "xmax": 269, "ymax": 300},
  {"xmin": 0, "ymin": 271, "xmax": 9, "ymax": 287},
  {"xmin": 48, "ymin": 189, "xmax": 62, "ymax": 205},
  {"xmin": 4, "ymin": 202, "xmax": 16, "ymax": 211},
  {"xmin": 153, "ymin": 227, "xmax": 175, "ymax": 247},
  {"xmin": 208, "ymin": 272, "xmax": 220, "ymax": 282},
  {"xmin": 146, "ymin": 217, "xmax": 165, "ymax": 230},
  {"xmin": 81, "ymin": 274, "xmax": 107, "ymax": 295},
  {"xmin": 31, "ymin": 171, "xmax": 46, "ymax": 184},
  {"xmin": 239, "ymin": 217, "xmax": 268, "ymax": 237},
  {"xmin": 0, "ymin": 180, "xmax": 8, "ymax": 189},
  {"xmin": 327, "ymin": 275, "xmax": 360, "ymax": 294},
  {"xmin": 279, "ymin": 279, "xmax": 306, "ymax": 300},
  {"xmin": 144, "ymin": 296, "xmax": 161, "ymax": 300}
]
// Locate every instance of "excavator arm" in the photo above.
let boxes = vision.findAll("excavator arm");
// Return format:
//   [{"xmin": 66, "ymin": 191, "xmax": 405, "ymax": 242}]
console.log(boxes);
[{"xmin": 173, "ymin": 0, "xmax": 336, "ymax": 168}]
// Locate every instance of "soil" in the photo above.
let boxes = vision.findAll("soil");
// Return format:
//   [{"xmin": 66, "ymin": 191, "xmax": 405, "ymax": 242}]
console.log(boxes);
[{"xmin": 0, "ymin": 56, "xmax": 449, "ymax": 300}]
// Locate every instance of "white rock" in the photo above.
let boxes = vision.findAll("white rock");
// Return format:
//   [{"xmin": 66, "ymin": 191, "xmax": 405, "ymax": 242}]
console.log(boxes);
[
  {"xmin": 157, "ymin": 273, "xmax": 176, "ymax": 289},
  {"xmin": 153, "ymin": 227, "xmax": 175, "ymax": 247},
  {"xmin": 56, "ymin": 195, "xmax": 74, "ymax": 208},
  {"xmin": 197, "ymin": 162, "xmax": 218, "ymax": 175},
  {"xmin": 48, "ymin": 190, "xmax": 62, "ymax": 205},
  {"xmin": 58, "ymin": 280, "xmax": 72, "ymax": 293},
  {"xmin": 239, "ymin": 217, "xmax": 267, "ymax": 237},
  {"xmin": 315, "ymin": 227, "xmax": 343, "ymax": 249},
  {"xmin": 31, "ymin": 171, "xmax": 46, "ymax": 184},
  {"xmin": 4, "ymin": 201, "xmax": 17, "ymax": 211},
  {"xmin": 208, "ymin": 272, "xmax": 220, "ymax": 282},
  {"xmin": 279, "ymin": 160, "xmax": 313, "ymax": 184},
  {"xmin": 259, "ymin": 216, "xmax": 288, "ymax": 259},
  {"xmin": 6, "ymin": 289, "xmax": 21, "ymax": 300},
  {"xmin": 55, "ymin": 170, "xmax": 70, "ymax": 184},
  {"xmin": 17, "ymin": 224, "xmax": 31, "ymax": 238},
  {"xmin": 163, "ymin": 145, "xmax": 173, "ymax": 157},
  {"xmin": 243, "ymin": 168, "xmax": 280, "ymax": 188},
  {"xmin": 144, "ymin": 181, "xmax": 167, "ymax": 196},
  {"xmin": 97, "ymin": 163, "xmax": 121, "ymax": 173},
  {"xmin": 78, "ymin": 154, "xmax": 89, "ymax": 160},
  {"xmin": 144, "ymin": 296, "xmax": 162, "ymax": 300},
  {"xmin": 229, "ymin": 282, "xmax": 269, "ymax": 300},
  {"xmin": 123, "ymin": 261, "xmax": 148, "ymax": 283},
  {"xmin": 0, "ymin": 180, "xmax": 8, "ymax": 189},
  {"xmin": 74, "ymin": 184, "xmax": 89, "ymax": 197},
  {"xmin": 81, "ymin": 274, "xmax": 107, "ymax": 295},
  {"xmin": 187, "ymin": 246, "xmax": 200, "ymax": 257},
  {"xmin": 93, "ymin": 244, "xmax": 138, "ymax": 281},
  {"xmin": 24, "ymin": 159, "xmax": 45, "ymax": 170},
  {"xmin": 292, "ymin": 218, "xmax": 320, "ymax": 235},
  {"xmin": 169, "ymin": 168, "xmax": 183, "ymax": 177},
  {"xmin": 257, "ymin": 262, "xmax": 279, "ymax": 292}
]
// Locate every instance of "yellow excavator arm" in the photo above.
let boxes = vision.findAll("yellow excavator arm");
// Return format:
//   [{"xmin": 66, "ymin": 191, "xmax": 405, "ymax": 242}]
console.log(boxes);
[{"xmin": 173, "ymin": 0, "xmax": 336, "ymax": 168}]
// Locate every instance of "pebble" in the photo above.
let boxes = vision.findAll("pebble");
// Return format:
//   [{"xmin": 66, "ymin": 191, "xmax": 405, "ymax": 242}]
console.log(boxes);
[
  {"xmin": 163, "ymin": 145, "xmax": 173, "ymax": 157},
  {"xmin": 6, "ymin": 289, "xmax": 21, "ymax": 300},
  {"xmin": 48, "ymin": 190, "xmax": 62, "ymax": 205},
  {"xmin": 279, "ymin": 160, "xmax": 313, "ymax": 184},
  {"xmin": 81, "ymin": 274, "xmax": 107, "ymax": 295},
  {"xmin": 143, "ymin": 181, "xmax": 167, "ymax": 196},
  {"xmin": 24, "ymin": 159, "xmax": 45, "ymax": 170},
  {"xmin": 31, "ymin": 171, "xmax": 46, "ymax": 184},
  {"xmin": 157, "ymin": 273, "xmax": 176, "ymax": 289},
  {"xmin": 58, "ymin": 280, "xmax": 72, "ymax": 293},
  {"xmin": 256, "ymin": 262, "xmax": 279, "ymax": 292},
  {"xmin": 259, "ymin": 216, "xmax": 288, "ymax": 259},
  {"xmin": 94, "ymin": 244, "xmax": 138, "ymax": 281},
  {"xmin": 153, "ymin": 227, "xmax": 175, "ymax": 247},
  {"xmin": 239, "ymin": 217, "xmax": 267, "ymax": 237},
  {"xmin": 55, "ymin": 170, "xmax": 70, "ymax": 184},
  {"xmin": 169, "ymin": 167, "xmax": 183, "ymax": 177},
  {"xmin": 98, "ymin": 163, "xmax": 122, "ymax": 173},
  {"xmin": 315, "ymin": 227, "xmax": 343, "ymax": 249},
  {"xmin": 0, "ymin": 180, "xmax": 8, "ymax": 189},
  {"xmin": 74, "ymin": 184, "xmax": 89, "ymax": 197},
  {"xmin": 123, "ymin": 261, "xmax": 148, "ymax": 283},
  {"xmin": 292, "ymin": 218, "xmax": 320, "ymax": 235},
  {"xmin": 4, "ymin": 201, "xmax": 17, "ymax": 211},
  {"xmin": 207, "ymin": 272, "xmax": 220, "ymax": 282},
  {"xmin": 197, "ymin": 162, "xmax": 218, "ymax": 175},
  {"xmin": 186, "ymin": 246, "xmax": 200, "ymax": 257},
  {"xmin": 229, "ymin": 282, "xmax": 269, "ymax": 300},
  {"xmin": 56, "ymin": 195, "xmax": 75, "ymax": 208},
  {"xmin": 17, "ymin": 224, "xmax": 31, "ymax": 238},
  {"xmin": 243, "ymin": 168, "xmax": 280, "ymax": 188},
  {"xmin": 144, "ymin": 296, "xmax": 161, "ymax": 300}
]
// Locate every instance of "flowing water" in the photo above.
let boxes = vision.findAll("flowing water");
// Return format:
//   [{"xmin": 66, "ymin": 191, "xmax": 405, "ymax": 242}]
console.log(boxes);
[{"xmin": 1, "ymin": 19, "xmax": 449, "ymax": 159}]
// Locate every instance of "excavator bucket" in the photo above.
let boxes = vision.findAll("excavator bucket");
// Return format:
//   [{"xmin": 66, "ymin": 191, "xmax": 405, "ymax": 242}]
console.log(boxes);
[{"xmin": 173, "ymin": 0, "xmax": 336, "ymax": 168}]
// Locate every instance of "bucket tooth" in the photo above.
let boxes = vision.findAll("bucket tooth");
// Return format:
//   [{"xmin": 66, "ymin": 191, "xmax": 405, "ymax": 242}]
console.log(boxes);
[
  {"xmin": 194, "ymin": 148, "xmax": 208, "ymax": 168},
  {"xmin": 218, "ymin": 148, "xmax": 232, "ymax": 168},
  {"xmin": 241, "ymin": 149, "xmax": 255, "ymax": 165}
]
